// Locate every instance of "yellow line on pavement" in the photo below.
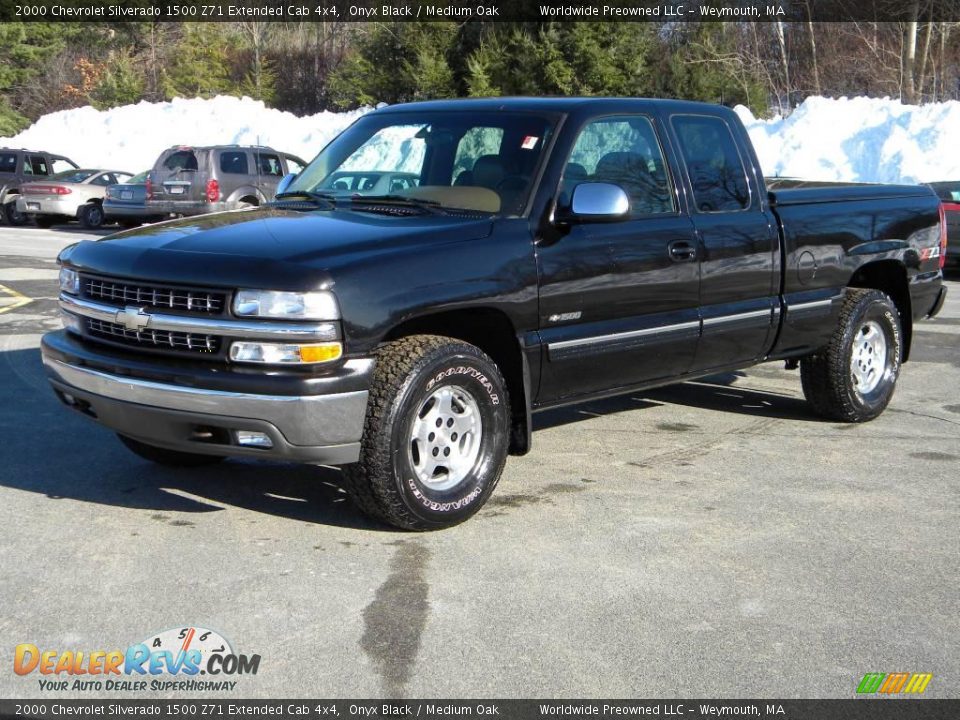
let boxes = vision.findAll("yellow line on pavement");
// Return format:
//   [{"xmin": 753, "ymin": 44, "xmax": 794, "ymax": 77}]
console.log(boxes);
[{"xmin": 0, "ymin": 283, "xmax": 33, "ymax": 314}]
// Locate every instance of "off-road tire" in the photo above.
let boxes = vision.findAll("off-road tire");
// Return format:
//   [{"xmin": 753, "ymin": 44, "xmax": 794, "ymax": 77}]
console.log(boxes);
[
  {"xmin": 3, "ymin": 198, "xmax": 27, "ymax": 226},
  {"xmin": 79, "ymin": 203, "xmax": 105, "ymax": 229},
  {"xmin": 800, "ymin": 288, "xmax": 902, "ymax": 422},
  {"xmin": 342, "ymin": 335, "xmax": 510, "ymax": 530},
  {"xmin": 117, "ymin": 434, "xmax": 225, "ymax": 467}
]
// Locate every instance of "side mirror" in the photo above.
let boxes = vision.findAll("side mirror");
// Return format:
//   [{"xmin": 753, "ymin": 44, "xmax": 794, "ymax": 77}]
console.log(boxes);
[
  {"xmin": 275, "ymin": 172, "xmax": 297, "ymax": 197},
  {"xmin": 556, "ymin": 182, "xmax": 630, "ymax": 224}
]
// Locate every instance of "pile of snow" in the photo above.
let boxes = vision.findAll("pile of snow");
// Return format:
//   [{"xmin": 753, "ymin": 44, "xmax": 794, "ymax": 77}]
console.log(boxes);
[
  {"xmin": 3, "ymin": 94, "xmax": 960, "ymax": 184},
  {"xmin": 736, "ymin": 96, "xmax": 960, "ymax": 184},
  {"xmin": 0, "ymin": 96, "xmax": 373, "ymax": 173}
]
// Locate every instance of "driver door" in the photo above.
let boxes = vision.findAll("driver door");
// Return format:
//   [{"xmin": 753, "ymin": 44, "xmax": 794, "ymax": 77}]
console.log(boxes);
[{"xmin": 536, "ymin": 114, "xmax": 701, "ymax": 403}]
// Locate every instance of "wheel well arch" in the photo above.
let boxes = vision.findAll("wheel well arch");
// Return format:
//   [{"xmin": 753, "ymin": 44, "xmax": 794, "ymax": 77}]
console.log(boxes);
[
  {"xmin": 848, "ymin": 260, "xmax": 912, "ymax": 361},
  {"xmin": 383, "ymin": 308, "xmax": 531, "ymax": 455},
  {"xmin": 238, "ymin": 195, "xmax": 259, "ymax": 206}
]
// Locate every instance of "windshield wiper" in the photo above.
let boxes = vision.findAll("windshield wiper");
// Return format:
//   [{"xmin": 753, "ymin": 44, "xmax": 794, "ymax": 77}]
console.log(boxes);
[
  {"xmin": 350, "ymin": 195, "xmax": 450, "ymax": 216},
  {"xmin": 271, "ymin": 190, "xmax": 338, "ymax": 209}
]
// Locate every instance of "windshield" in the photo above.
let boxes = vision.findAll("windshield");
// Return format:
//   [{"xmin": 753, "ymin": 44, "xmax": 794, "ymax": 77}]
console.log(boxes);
[
  {"xmin": 287, "ymin": 110, "xmax": 556, "ymax": 216},
  {"xmin": 50, "ymin": 169, "xmax": 98, "ymax": 183}
]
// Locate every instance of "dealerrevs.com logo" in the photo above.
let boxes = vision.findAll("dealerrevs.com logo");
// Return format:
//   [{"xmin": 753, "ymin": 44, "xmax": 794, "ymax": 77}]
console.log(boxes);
[{"xmin": 14, "ymin": 626, "xmax": 260, "ymax": 692}]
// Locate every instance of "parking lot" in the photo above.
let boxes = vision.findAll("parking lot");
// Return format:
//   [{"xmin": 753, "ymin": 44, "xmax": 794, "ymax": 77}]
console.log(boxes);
[{"xmin": 1, "ymin": 224, "xmax": 957, "ymax": 699}]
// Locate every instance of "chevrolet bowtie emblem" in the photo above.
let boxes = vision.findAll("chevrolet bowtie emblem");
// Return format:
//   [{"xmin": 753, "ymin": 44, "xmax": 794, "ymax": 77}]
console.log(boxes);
[{"xmin": 116, "ymin": 306, "xmax": 151, "ymax": 331}]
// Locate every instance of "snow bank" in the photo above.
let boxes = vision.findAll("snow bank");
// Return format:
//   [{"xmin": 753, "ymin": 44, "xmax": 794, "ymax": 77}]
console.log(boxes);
[
  {"xmin": 736, "ymin": 96, "xmax": 960, "ymax": 184},
  {"xmin": 0, "ymin": 96, "xmax": 373, "ymax": 173},
  {"xmin": 3, "ymin": 94, "xmax": 960, "ymax": 184}
]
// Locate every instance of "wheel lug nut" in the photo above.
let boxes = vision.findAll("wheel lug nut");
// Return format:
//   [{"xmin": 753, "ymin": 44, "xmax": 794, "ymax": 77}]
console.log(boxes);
[
  {"xmin": 451, "ymin": 432, "xmax": 458, "ymax": 441},
  {"xmin": 432, "ymin": 447, "xmax": 439, "ymax": 457},
  {"xmin": 444, "ymin": 448, "xmax": 450, "ymax": 456},
  {"xmin": 428, "ymin": 432, "xmax": 435, "ymax": 441},
  {"xmin": 436, "ymin": 418, "xmax": 442, "ymax": 427},
  {"xmin": 447, "ymin": 418, "xmax": 454, "ymax": 427}
]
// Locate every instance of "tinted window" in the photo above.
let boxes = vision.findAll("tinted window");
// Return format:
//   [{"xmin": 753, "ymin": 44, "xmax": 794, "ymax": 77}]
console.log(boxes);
[
  {"xmin": 453, "ymin": 127, "xmax": 504, "ymax": 183},
  {"xmin": 90, "ymin": 174, "xmax": 113, "ymax": 186},
  {"xmin": 928, "ymin": 182, "xmax": 960, "ymax": 203},
  {"xmin": 163, "ymin": 151, "xmax": 198, "ymax": 171},
  {"xmin": 219, "ymin": 151, "xmax": 249, "ymax": 175},
  {"xmin": 672, "ymin": 115, "xmax": 750, "ymax": 212},
  {"xmin": 565, "ymin": 116, "xmax": 674, "ymax": 215},
  {"xmin": 0, "ymin": 153, "xmax": 16, "ymax": 173},
  {"xmin": 28, "ymin": 155, "xmax": 48, "ymax": 175},
  {"xmin": 255, "ymin": 153, "xmax": 283, "ymax": 177}
]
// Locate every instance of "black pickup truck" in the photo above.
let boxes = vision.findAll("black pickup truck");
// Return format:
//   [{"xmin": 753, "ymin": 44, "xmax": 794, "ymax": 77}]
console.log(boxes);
[{"xmin": 42, "ymin": 98, "xmax": 948, "ymax": 530}]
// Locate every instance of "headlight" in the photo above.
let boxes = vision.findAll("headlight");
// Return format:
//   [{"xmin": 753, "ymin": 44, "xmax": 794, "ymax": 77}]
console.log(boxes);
[
  {"xmin": 233, "ymin": 289, "xmax": 339, "ymax": 320},
  {"xmin": 59, "ymin": 267, "xmax": 79, "ymax": 295},
  {"xmin": 229, "ymin": 341, "xmax": 343, "ymax": 365}
]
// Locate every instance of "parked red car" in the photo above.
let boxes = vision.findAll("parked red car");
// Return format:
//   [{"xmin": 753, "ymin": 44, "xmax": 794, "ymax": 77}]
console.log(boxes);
[{"xmin": 927, "ymin": 181, "xmax": 959, "ymax": 266}]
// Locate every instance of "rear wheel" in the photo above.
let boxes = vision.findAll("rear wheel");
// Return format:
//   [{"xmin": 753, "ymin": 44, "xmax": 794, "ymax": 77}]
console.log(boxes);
[
  {"xmin": 342, "ymin": 335, "xmax": 510, "ymax": 530},
  {"xmin": 79, "ymin": 202, "xmax": 105, "ymax": 229},
  {"xmin": 3, "ymin": 198, "xmax": 27, "ymax": 226},
  {"xmin": 117, "ymin": 434, "xmax": 225, "ymax": 467},
  {"xmin": 800, "ymin": 288, "xmax": 902, "ymax": 422}
]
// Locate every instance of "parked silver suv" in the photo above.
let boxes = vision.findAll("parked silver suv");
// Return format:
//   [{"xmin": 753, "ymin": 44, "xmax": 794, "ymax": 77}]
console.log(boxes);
[{"xmin": 145, "ymin": 145, "xmax": 306, "ymax": 217}]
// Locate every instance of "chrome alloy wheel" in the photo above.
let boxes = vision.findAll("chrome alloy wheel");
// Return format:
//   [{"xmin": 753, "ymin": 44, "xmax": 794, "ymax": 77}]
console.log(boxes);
[
  {"xmin": 409, "ymin": 384, "xmax": 482, "ymax": 491},
  {"xmin": 850, "ymin": 320, "xmax": 887, "ymax": 395}
]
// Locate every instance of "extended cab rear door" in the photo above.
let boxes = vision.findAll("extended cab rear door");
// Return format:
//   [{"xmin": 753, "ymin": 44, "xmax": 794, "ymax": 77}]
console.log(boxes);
[{"xmin": 667, "ymin": 112, "xmax": 780, "ymax": 372}]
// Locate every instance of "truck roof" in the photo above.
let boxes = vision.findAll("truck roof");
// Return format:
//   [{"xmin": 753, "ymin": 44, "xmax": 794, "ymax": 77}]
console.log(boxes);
[{"xmin": 375, "ymin": 96, "xmax": 735, "ymax": 116}]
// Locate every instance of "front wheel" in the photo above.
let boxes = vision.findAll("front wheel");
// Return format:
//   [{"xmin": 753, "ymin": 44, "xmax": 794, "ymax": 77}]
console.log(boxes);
[
  {"xmin": 117, "ymin": 434, "xmax": 224, "ymax": 467},
  {"xmin": 79, "ymin": 203, "xmax": 105, "ymax": 229},
  {"xmin": 800, "ymin": 288, "xmax": 902, "ymax": 422},
  {"xmin": 342, "ymin": 335, "xmax": 510, "ymax": 530}
]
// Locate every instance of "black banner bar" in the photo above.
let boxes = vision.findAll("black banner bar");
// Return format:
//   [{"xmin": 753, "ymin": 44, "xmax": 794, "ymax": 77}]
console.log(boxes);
[
  {"xmin": 3, "ymin": 0, "xmax": 960, "ymax": 23},
  {"xmin": 1, "ymin": 700, "xmax": 959, "ymax": 720}
]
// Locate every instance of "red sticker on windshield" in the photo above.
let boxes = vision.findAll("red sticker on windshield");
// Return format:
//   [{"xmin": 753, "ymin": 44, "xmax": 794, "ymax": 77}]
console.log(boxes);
[{"xmin": 521, "ymin": 136, "xmax": 539, "ymax": 150}]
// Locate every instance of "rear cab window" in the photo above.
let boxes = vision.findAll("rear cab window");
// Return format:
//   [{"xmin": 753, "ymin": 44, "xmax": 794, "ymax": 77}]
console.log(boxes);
[
  {"xmin": 671, "ymin": 115, "xmax": 751, "ymax": 212},
  {"xmin": 219, "ymin": 150, "xmax": 249, "ymax": 175}
]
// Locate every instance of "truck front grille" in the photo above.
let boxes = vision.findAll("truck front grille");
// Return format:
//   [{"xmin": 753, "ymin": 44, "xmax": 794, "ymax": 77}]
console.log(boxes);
[
  {"xmin": 86, "ymin": 318, "xmax": 220, "ymax": 354},
  {"xmin": 83, "ymin": 276, "xmax": 226, "ymax": 314}
]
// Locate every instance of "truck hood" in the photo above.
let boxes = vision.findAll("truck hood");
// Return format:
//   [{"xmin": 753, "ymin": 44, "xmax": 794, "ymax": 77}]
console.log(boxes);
[{"xmin": 62, "ymin": 207, "xmax": 495, "ymax": 291}]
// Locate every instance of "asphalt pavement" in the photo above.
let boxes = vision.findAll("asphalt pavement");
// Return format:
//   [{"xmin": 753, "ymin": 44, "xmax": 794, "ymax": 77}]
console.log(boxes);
[{"xmin": 0, "ymin": 224, "xmax": 957, "ymax": 699}]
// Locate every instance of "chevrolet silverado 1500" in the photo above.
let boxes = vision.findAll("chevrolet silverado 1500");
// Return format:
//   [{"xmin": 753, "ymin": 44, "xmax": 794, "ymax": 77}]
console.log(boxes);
[{"xmin": 42, "ymin": 98, "xmax": 948, "ymax": 529}]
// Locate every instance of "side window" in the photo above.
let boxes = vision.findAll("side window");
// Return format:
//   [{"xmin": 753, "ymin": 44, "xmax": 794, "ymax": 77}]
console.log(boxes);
[
  {"xmin": 91, "ymin": 174, "xmax": 113, "ymax": 186},
  {"xmin": 671, "ymin": 115, "xmax": 750, "ymax": 212},
  {"xmin": 565, "ymin": 116, "xmax": 674, "ymax": 215},
  {"xmin": 163, "ymin": 151, "xmax": 198, "ymax": 171},
  {"xmin": 255, "ymin": 153, "xmax": 283, "ymax": 177},
  {"xmin": 219, "ymin": 151, "xmax": 249, "ymax": 175},
  {"xmin": 0, "ymin": 153, "xmax": 17, "ymax": 173},
  {"xmin": 453, "ymin": 127, "xmax": 504, "ymax": 185},
  {"xmin": 29, "ymin": 155, "xmax": 49, "ymax": 175}
]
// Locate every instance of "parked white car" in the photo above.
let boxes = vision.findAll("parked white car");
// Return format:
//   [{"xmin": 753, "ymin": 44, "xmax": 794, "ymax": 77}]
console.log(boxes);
[{"xmin": 17, "ymin": 169, "xmax": 133, "ymax": 228}]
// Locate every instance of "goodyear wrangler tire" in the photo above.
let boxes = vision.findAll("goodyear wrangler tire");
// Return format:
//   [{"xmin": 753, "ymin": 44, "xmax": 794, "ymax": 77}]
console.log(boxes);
[
  {"xmin": 342, "ymin": 335, "xmax": 510, "ymax": 530},
  {"xmin": 800, "ymin": 288, "xmax": 902, "ymax": 422}
]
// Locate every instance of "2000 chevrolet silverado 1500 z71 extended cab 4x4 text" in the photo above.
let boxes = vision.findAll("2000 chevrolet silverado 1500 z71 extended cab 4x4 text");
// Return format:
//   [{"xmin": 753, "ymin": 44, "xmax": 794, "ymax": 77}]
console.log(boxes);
[{"xmin": 42, "ymin": 98, "xmax": 948, "ymax": 530}]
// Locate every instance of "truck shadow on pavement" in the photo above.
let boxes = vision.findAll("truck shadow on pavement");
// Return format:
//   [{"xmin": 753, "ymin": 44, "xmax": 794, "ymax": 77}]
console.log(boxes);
[
  {"xmin": 535, "ymin": 371, "xmax": 819, "ymax": 431},
  {"xmin": 4, "ymin": 347, "xmax": 818, "ymax": 528}
]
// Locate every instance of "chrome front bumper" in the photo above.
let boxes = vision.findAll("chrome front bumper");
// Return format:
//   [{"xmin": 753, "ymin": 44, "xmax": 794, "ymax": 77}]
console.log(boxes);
[{"xmin": 42, "ymin": 356, "xmax": 369, "ymax": 465}]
